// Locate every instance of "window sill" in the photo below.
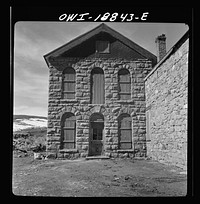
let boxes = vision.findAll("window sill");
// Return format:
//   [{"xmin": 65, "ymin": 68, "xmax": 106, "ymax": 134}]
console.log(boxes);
[
  {"xmin": 117, "ymin": 149, "xmax": 134, "ymax": 153},
  {"xmin": 117, "ymin": 100, "xmax": 134, "ymax": 104},
  {"xmin": 60, "ymin": 99, "xmax": 78, "ymax": 103},
  {"xmin": 59, "ymin": 149, "xmax": 78, "ymax": 153}
]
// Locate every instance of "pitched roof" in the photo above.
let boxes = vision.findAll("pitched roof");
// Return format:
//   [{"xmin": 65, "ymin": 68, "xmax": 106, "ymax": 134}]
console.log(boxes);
[{"xmin": 44, "ymin": 23, "xmax": 157, "ymax": 64}]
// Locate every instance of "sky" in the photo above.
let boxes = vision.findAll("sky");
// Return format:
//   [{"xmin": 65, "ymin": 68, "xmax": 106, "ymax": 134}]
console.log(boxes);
[{"xmin": 13, "ymin": 22, "xmax": 189, "ymax": 117}]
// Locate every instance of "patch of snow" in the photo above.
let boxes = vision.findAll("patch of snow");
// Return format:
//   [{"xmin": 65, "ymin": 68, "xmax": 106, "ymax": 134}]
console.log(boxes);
[
  {"xmin": 13, "ymin": 118, "xmax": 47, "ymax": 132},
  {"xmin": 29, "ymin": 118, "xmax": 47, "ymax": 122},
  {"xmin": 22, "ymin": 118, "xmax": 47, "ymax": 126}
]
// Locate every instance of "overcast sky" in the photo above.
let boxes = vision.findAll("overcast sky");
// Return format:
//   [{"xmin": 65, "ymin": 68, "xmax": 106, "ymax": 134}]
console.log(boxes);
[{"xmin": 13, "ymin": 22, "xmax": 189, "ymax": 117}]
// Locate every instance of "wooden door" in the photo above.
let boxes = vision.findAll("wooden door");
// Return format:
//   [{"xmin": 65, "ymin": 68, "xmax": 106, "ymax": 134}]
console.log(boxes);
[
  {"xmin": 89, "ymin": 122, "xmax": 104, "ymax": 156},
  {"xmin": 91, "ymin": 68, "xmax": 104, "ymax": 104}
]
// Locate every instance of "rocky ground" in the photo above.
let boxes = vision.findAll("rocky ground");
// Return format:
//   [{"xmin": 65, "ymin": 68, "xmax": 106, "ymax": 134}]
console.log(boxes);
[
  {"xmin": 12, "ymin": 154, "xmax": 187, "ymax": 197},
  {"xmin": 12, "ymin": 119, "xmax": 187, "ymax": 197}
]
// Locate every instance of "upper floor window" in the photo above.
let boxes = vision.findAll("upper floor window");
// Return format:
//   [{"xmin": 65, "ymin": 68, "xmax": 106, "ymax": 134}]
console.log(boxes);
[
  {"xmin": 118, "ymin": 68, "xmax": 131, "ymax": 100},
  {"xmin": 96, "ymin": 41, "xmax": 110, "ymax": 53},
  {"xmin": 62, "ymin": 67, "xmax": 76, "ymax": 99},
  {"xmin": 91, "ymin": 67, "xmax": 105, "ymax": 104}
]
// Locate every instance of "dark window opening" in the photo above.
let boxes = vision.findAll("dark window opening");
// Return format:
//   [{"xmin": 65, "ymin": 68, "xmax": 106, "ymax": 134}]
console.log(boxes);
[
  {"xmin": 61, "ymin": 113, "xmax": 76, "ymax": 149},
  {"xmin": 96, "ymin": 41, "xmax": 110, "ymax": 53},
  {"xmin": 118, "ymin": 68, "xmax": 131, "ymax": 100},
  {"xmin": 62, "ymin": 68, "xmax": 76, "ymax": 99},
  {"xmin": 91, "ymin": 68, "xmax": 105, "ymax": 104},
  {"xmin": 118, "ymin": 114, "xmax": 132, "ymax": 149}
]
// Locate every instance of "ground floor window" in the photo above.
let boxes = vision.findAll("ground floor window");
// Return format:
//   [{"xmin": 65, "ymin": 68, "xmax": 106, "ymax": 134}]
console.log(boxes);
[
  {"xmin": 118, "ymin": 113, "xmax": 132, "ymax": 149},
  {"xmin": 61, "ymin": 112, "xmax": 76, "ymax": 149}
]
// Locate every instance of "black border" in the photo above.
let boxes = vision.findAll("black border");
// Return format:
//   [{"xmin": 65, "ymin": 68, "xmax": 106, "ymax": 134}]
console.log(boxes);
[
  {"xmin": 11, "ymin": 6, "xmax": 192, "ymax": 23},
  {"xmin": 10, "ymin": 6, "xmax": 195, "ymax": 199}
]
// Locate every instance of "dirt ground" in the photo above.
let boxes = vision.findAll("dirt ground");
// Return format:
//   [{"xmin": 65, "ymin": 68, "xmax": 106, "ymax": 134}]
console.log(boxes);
[{"xmin": 12, "ymin": 154, "xmax": 187, "ymax": 197}]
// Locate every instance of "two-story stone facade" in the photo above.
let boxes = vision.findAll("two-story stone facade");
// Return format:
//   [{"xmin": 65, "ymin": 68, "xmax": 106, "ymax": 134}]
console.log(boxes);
[{"xmin": 43, "ymin": 23, "xmax": 157, "ymax": 159}]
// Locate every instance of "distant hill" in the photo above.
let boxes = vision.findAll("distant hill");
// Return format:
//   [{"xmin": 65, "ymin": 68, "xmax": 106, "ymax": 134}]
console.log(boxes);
[
  {"xmin": 13, "ymin": 115, "xmax": 47, "ymax": 132},
  {"xmin": 13, "ymin": 115, "xmax": 47, "ymax": 120}
]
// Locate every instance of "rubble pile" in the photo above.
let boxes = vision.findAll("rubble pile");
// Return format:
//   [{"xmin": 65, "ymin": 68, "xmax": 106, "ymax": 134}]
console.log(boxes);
[{"xmin": 13, "ymin": 132, "xmax": 46, "ymax": 158}]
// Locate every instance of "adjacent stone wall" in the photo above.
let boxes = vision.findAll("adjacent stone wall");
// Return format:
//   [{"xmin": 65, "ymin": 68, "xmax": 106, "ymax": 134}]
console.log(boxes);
[
  {"xmin": 46, "ymin": 57, "xmax": 152, "ymax": 159},
  {"xmin": 145, "ymin": 38, "xmax": 188, "ymax": 170}
]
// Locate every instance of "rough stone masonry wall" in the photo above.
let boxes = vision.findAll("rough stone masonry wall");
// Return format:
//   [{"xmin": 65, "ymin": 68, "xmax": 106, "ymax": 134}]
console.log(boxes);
[
  {"xmin": 46, "ymin": 57, "xmax": 152, "ymax": 159},
  {"xmin": 145, "ymin": 39, "xmax": 188, "ymax": 170}
]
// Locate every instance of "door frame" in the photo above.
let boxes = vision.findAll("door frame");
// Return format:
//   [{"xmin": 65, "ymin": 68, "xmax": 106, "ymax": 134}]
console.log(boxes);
[{"xmin": 88, "ymin": 113, "xmax": 104, "ymax": 156}]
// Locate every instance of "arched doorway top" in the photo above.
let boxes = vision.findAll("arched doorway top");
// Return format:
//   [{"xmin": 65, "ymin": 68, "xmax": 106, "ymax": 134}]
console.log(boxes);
[
  {"xmin": 91, "ymin": 67, "xmax": 104, "ymax": 74},
  {"xmin": 90, "ymin": 112, "xmax": 104, "ymax": 122}
]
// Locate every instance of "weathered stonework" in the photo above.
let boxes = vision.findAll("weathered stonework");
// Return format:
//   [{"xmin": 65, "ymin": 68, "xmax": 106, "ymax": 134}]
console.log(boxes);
[
  {"xmin": 145, "ymin": 34, "xmax": 188, "ymax": 170},
  {"xmin": 44, "ymin": 24, "xmax": 188, "ymax": 172},
  {"xmin": 47, "ymin": 57, "xmax": 153, "ymax": 159}
]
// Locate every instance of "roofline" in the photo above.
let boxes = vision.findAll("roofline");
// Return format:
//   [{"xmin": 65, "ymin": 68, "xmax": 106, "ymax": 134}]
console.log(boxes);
[
  {"xmin": 144, "ymin": 30, "xmax": 189, "ymax": 81},
  {"xmin": 43, "ymin": 23, "xmax": 156, "ymax": 65},
  {"xmin": 43, "ymin": 23, "xmax": 104, "ymax": 59},
  {"xmin": 101, "ymin": 23, "xmax": 157, "ymax": 61}
]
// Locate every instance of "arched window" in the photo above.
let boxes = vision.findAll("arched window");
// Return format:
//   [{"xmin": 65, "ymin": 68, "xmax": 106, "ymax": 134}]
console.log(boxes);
[
  {"xmin": 118, "ymin": 114, "xmax": 132, "ymax": 149},
  {"xmin": 61, "ymin": 113, "xmax": 76, "ymax": 149},
  {"xmin": 118, "ymin": 69, "xmax": 131, "ymax": 100},
  {"xmin": 91, "ymin": 68, "xmax": 105, "ymax": 104},
  {"xmin": 62, "ymin": 67, "xmax": 76, "ymax": 99}
]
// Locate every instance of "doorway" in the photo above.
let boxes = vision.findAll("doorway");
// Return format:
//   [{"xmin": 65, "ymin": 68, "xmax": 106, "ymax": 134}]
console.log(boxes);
[{"xmin": 89, "ymin": 113, "xmax": 104, "ymax": 156}]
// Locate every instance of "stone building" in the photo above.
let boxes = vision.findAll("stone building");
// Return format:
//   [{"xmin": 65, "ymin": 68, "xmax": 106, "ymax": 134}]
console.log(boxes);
[
  {"xmin": 44, "ymin": 23, "xmax": 188, "ymax": 169},
  {"xmin": 145, "ymin": 31, "xmax": 189, "ymax": 170},
  {"xmin": 43, "ymin": 23, "xmax": 157, "ymax": 159}
]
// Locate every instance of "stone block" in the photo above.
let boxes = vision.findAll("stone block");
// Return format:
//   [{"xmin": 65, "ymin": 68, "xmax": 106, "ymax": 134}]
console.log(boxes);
[
  {"xmin": 80, "ymin": 152, "xmax": 88, "ymax": 157},
  {"xmin": 81, "ymin": 145, "xmax": 89, "ymax": 150},
  {"xmin": 112, "ymin": 93, "xmax": 118, "ymax": 98},
  {"xmin": 106, "ymin": 137, "xmax": 113, "ymax": 142},
  {"xmin": 106, "ymin": 93, "xmax": 112, "ymax": 98},
  {"xmin": 64, "ymin": 153, "xmax": 70, "ymax": 158},
  {"xmin": 110, "ymin": 152, "xmax": 118, "ymax": 158},
  {"xmin": 112, "ymin": 107, "xmax": 121, "ymax": 113},
  {"xmin": 129, "ymin": 153, "xmax": 134, "ymax": 158},
  {"xmin": 110, "ymin": 145, "xmax": 118, "ymax": 150},
  {"xmin": 76, "ymin": 92, "xmax": 83, "ymax": 97},
  {"xmin": 118, "ymin": 153, "xmax": 128, "ymax": 158},
  {"xmin": 57, "ymin": 152, "xmax": 64, "ymax": 159},
  {"xmin": 80, "ymin": 100, "xmax": 89, "ymax": 104},
  {"xmin": 80, "ymin": 122, "xmax": 89, "ymax": 127},
  {"xmin": 77, "ymin": 129, "xmax": 83, "ymax": 134},
  {"xmin": 46, "ymin": 153, "xmax": 57, "ymax": 159},
  {"xmin": 104, "ymin": 145, "xmax": 111, "ymax": 150},
  {"xmin": 104, "ymin": 152, "xmax": 111, "ymax": 157},
  {"xmin": 83, "ymin": 129, "xmax": 89, "ymax": 134},
  {"xmin": 105, "ymin": 129, "xmax": 110, "ymax": 135}
]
